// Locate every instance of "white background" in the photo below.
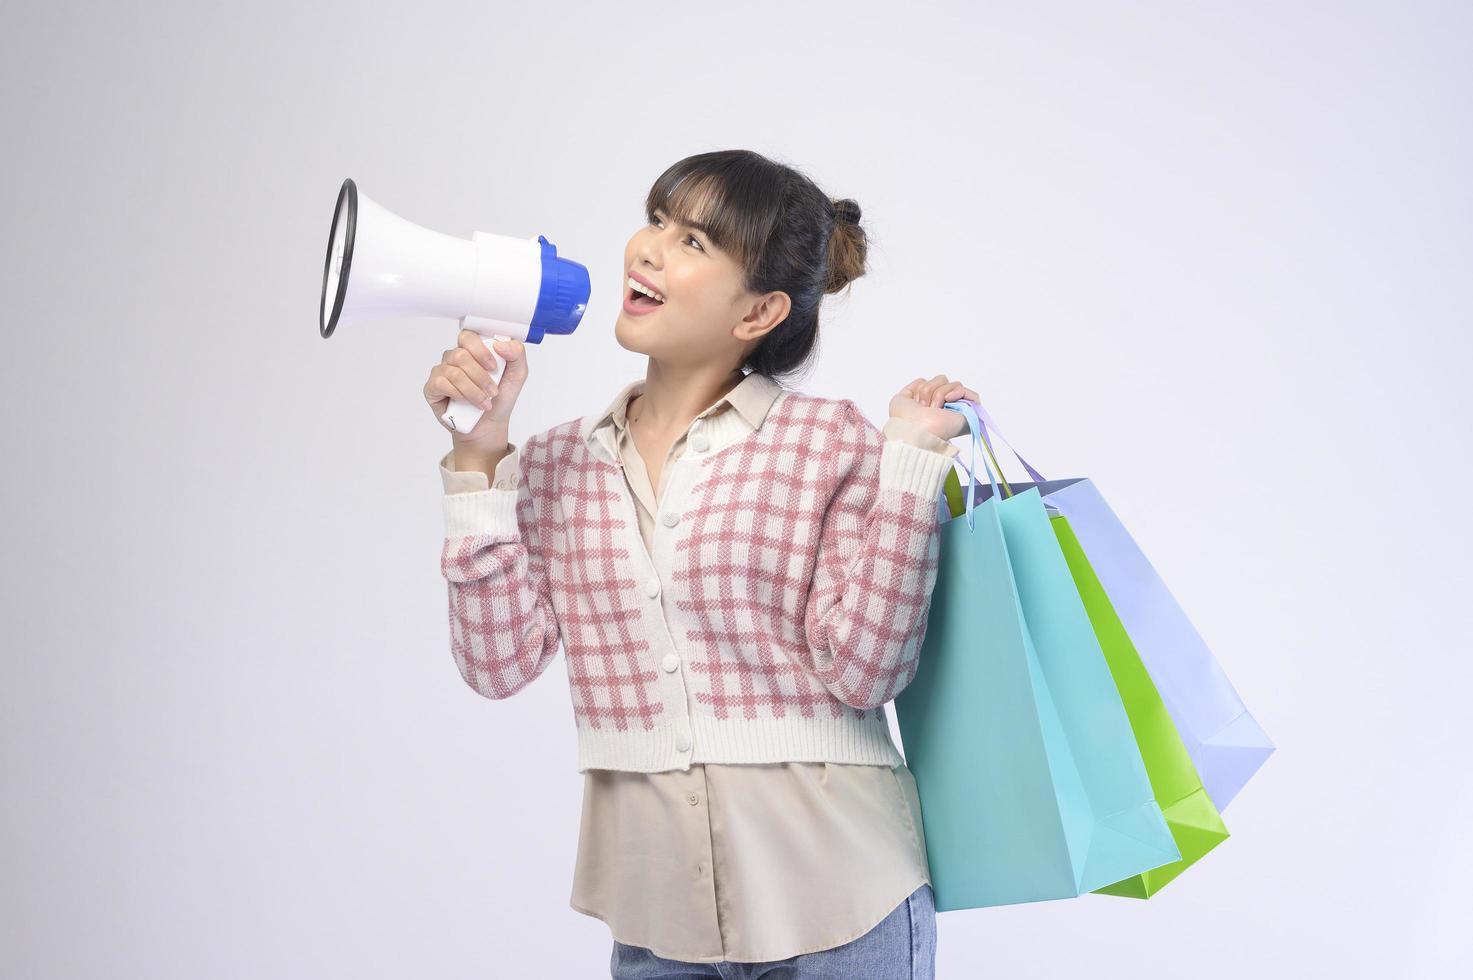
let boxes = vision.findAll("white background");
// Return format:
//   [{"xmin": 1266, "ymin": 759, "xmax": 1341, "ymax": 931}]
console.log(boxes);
[{"xmin": 2, "ymin": 1, "xmax": 1468, "ymax": 977}]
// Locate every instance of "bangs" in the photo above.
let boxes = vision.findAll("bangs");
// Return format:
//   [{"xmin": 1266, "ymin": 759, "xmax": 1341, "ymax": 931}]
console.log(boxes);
[{"xmin": 643, "ymin": 154, "xmax": 780, "ymax": 274}]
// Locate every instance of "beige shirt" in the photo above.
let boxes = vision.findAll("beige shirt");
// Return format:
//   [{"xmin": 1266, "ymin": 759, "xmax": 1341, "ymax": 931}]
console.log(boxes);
[{"xmin": 440, "ymin": 372, "xmax": 960, "ymax": 963}]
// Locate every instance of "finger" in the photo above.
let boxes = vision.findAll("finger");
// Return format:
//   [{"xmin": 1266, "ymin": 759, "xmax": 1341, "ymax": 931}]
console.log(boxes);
[
  {"xmin": 443, "ymin": 343, "xmax": 502, "ymax": 391},
  {"xmin": 489, "ymin": 335, "xmax": 525, "ymax": 359},
  {"xmin": 447, "ymin": 346, "xmax": 497, "ymax": 393},
  {"xmin": 423, "ymin": 373, "xmax": 451, "ymax": 408},
  {"xmin": 443, "ymin": 365, "xmax": 498, "ymax": 409},
  {"xmin": 440, "ymin": 363, "xmax": 499, "ymax": 409},
  {"xmin": 492, "ymin": 336, "xmax": 528, "ymax": 380},
  {"xmin": 458, "ymin": 329, "xmax": 502, "ymax": 371}
]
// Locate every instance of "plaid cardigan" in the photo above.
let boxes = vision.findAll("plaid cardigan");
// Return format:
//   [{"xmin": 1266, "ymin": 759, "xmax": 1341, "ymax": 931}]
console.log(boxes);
[{"xmin": 440, "ymin": 387, "xmax": 957, "ymax": 772}]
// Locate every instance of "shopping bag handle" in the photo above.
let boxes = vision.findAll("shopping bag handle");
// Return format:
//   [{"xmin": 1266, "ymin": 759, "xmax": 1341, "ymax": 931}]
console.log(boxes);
[
  {"xmin": 941, "ymin": 402, "xmax": 1015, "ymax": 504},
  {"xmin": 941, "ymin": 400, "xmax": 1001, "ymax": 532},
  {"xmin": 947, "ymin": 397, "xmax": 1051, "ymax": 486}
]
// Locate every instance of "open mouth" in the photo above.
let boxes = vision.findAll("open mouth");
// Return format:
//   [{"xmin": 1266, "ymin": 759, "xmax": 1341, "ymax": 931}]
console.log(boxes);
[{"xmin": 627, "ymin": 280, "xmax": 666, "ymax": 311}]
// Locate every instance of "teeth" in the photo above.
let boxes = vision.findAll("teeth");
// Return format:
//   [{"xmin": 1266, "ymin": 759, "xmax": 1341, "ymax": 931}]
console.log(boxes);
[{"xmin": 627, "ymin": 276, "xmax": 665, "ymax": 303}]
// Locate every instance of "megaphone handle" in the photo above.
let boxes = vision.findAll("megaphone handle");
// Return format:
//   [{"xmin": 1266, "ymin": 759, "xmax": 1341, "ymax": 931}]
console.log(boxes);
[
  {"xmin": 440, "ymin": 329, "xmax": 510, "ymax": 434},
  {"xmin": 441, "ymin": 397, "xmax": 487, "ymax": 434}
]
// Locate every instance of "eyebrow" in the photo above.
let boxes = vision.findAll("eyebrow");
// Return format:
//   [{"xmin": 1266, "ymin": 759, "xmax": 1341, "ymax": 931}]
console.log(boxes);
[{"xmin": 653, "ymin": 208, "xmax": 715, "ymax": 239}]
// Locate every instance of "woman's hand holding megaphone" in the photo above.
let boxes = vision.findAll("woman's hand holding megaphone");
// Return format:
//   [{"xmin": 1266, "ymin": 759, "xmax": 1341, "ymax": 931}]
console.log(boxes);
[{"xmin": 425, "ymin": 330, "xmax": 529, "ymax": 464}]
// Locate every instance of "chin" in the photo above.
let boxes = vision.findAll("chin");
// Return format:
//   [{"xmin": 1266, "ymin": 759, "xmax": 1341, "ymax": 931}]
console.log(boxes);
[{"xmin": 613, "ymin": 317, "xmax": 653, "ymax": 355}]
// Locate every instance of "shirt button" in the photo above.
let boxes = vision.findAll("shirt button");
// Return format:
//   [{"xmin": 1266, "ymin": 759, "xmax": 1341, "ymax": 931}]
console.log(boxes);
[
  {"xmin": 644, "ymin": 576, "xmax": 660, "ymax": 598},
  {"xmin": 675, "ymin": 730, "xmax": 691, "ymax": 751},
  {"xmin": 661, "ymin": 511, "xmax": 680, "ymax": 527},
  {"xmin": 686, "ymin": 792, "xmax": 699, "ymax": 806},
  {"xmin": 661, "ymin": 652, "xmax": 679, "ymax": 673},
  {"xmin": 690, "ymin": 433, "xmax": 710, "ymax": 453}
]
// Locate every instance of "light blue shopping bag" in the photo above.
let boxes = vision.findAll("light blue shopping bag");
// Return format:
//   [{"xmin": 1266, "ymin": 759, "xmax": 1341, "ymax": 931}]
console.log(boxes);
[
  {"xmin": 943, "ymin": 398, "xmax": 1274, "ymax": 812},
  {"xmin": 895, "ymin": 402, "xmax": 1179, "ymax": 912}
]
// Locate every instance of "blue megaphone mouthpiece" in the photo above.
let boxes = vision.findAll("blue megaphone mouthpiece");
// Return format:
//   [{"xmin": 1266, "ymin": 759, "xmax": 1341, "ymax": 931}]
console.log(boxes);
[{"xmin": 527, "ymin": 235, "xmax": 591, "ymax": 343}]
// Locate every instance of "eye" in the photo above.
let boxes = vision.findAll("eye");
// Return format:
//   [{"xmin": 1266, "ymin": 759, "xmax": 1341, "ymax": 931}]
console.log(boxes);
[{"xmin": 650, "ymin": 213, "xmax": 705, "ymax": 252}]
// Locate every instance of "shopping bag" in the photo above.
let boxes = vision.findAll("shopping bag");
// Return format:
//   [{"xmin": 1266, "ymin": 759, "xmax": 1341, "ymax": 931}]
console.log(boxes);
[
  {"xmin": 1051, "ymin": 514, "xmax": 1231, "ymax": 898},
  {"xmin": 895, "ymin": 402, "xmax": 1179, "ymax": 912},
  {"xmin": 943, "ymin": 398, "xmax": 1274, "ymax": 812}
]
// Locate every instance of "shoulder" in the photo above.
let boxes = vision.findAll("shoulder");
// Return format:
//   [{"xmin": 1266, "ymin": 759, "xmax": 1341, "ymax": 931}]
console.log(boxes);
[
  {"xmin": 521, "ymin": 415, "xmax": 584, "ymax": 457},
  {"xmin": 515, "ymin": 416, "xmax": 586, "ymax": 493},
  {"xmin": 766, "ymin": 392, "xmax": 883, "ymax": 483},
  {"xmin": 769, "ymin": 390, "xmax": 883, "ymax": 443},
  {"xmin": 771, "ymin": 389, "xmax": 872, "ymax": 436}
]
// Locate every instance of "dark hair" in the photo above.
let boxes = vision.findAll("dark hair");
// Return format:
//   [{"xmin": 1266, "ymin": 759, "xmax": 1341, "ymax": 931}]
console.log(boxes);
[{"xmin": 642, "ymin": 149, "xmax": 869, "ymax": 384}]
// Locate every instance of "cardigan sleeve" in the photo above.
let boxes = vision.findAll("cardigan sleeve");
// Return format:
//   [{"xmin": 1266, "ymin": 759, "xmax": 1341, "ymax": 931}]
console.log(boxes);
[
  {"xmin": 801, "ymin": 401, "xmax": 958, "ymax": 710},
  {"xmin": 439, "ymin": 435, "xmax": 562, "ymax": 700}
]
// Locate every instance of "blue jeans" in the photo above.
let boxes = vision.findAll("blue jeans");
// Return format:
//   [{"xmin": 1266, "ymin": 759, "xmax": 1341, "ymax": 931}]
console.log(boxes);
[{"xmin": 610, "ymin": 882, "xmax": 937, "ymax": 979}]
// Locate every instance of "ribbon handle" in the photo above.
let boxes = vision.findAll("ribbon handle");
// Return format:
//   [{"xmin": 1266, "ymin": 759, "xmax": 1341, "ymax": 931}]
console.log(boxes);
[
  {"xmin": 940, "ymin": 400, "xmax": 1002, "ymax": 532},
  {"xmin": 948, "ymin": 397, "xmax": 1049, "ymax": 485}
]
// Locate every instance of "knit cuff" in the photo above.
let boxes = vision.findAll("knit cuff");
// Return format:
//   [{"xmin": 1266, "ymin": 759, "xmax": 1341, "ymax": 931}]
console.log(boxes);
[
  {"xmin": 443, "ymin": 487, "xmax": 520, "ymax": 540},
  {"xmin": 879, "ymin": 436, "xmax": 957, "ymax": 501}
]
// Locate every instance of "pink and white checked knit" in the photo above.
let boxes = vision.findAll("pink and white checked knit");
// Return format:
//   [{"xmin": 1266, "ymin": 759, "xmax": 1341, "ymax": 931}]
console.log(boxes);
[{"xmin": 440, "ymin": 389, "xmax": 957, "ymax": 773}]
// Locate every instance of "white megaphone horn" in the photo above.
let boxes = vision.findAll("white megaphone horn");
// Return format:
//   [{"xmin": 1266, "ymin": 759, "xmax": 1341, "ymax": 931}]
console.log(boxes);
[{"xmin": 319, "ymin": 178, "xmax": 590, "ymax": 433}]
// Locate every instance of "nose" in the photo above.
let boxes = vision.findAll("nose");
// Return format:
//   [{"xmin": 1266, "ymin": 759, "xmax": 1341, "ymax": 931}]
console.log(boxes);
[
  {"xmin": 634, "ymin": 222, "xmax": 680, "ymax": 270},
  {"xmin": 633, "ymin": 238, "xmax": 662, "ymax": 272}
]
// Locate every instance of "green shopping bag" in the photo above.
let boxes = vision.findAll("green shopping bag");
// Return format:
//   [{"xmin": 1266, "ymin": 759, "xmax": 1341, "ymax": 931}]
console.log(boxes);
[{"xmin": 1051, "ymin": 514, "xmax": 1231, "ymax": 898}]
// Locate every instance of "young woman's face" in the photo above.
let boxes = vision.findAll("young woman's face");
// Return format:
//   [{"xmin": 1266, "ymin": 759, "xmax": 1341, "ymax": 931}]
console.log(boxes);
[{"xmin": 615, "ymin": 206, "xmax": 787, "ymax": 366}]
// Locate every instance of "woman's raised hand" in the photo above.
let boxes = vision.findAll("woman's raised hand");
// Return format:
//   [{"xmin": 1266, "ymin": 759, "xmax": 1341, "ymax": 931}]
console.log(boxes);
[
  {"xmin": 423, "ymin": 331, "xmax": 530, "ymax": 453},
  {"xmin": 889, "ymin": 375, "xmax": 980, "ymax": 441}
]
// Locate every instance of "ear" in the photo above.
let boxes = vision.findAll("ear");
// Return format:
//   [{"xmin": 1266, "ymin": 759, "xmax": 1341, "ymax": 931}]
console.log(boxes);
[{"xmin": 733, "ymin": 290, "xmax": 791, "ymax": 343}]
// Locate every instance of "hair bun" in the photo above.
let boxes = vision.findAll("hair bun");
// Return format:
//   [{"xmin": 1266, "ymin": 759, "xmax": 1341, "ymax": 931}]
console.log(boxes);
[{"xmin": 831, "ymin": 198, "xmax": 861, "ymax": 225}]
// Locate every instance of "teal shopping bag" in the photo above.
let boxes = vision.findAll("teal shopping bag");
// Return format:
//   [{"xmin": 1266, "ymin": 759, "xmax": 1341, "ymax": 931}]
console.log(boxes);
[
  {"xmin": 938, "ymin": 397, "xmax": 1273, "ymax": 811},
  {"xmin": 895, "ymin": 402, "xmax": 1179, "ymax": 911}
]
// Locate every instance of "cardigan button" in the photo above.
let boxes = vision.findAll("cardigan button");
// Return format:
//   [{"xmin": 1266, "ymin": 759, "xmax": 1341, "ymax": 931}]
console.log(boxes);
[
  {"xmin": 675, "ymin": 730, "xmax": 691, "ymax": 751},
  {"xmin": 661, "ymin": 510, "xmax": 680, "ymax": 527},
  {"xmin": 644, "ymin": 576, "xmax": 661, "ymax": 598},
  {"xmin": 690, "ymin": 432, "xmax": 710, "ymax": 453},
  {"xmin": 661, "ymin": 653, "xmax": 679, "ymax": 673}
]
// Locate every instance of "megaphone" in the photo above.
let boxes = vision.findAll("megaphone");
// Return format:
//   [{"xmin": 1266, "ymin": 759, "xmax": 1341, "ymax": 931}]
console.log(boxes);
[{"xmin": 319, "ymin": 178, "xmax": 590, "ymax": 433}]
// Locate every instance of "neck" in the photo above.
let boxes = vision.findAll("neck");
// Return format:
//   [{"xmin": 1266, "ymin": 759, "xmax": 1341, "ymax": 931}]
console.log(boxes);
[{"xmin": 629, "ymin": 362, "xmax": 745, "ymax": 432}]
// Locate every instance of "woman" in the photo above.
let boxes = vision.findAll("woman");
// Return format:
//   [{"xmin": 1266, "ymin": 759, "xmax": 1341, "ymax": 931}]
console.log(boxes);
[{"xmin": 426, "ymin": 149, "xmax": 978, "ymax": 978}]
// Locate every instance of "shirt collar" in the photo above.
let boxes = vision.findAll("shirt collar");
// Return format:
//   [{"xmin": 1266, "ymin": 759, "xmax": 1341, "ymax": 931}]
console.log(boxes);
[{"xmin": 580, "ymin": 371, "xmax": 784, "ymax": 462}]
